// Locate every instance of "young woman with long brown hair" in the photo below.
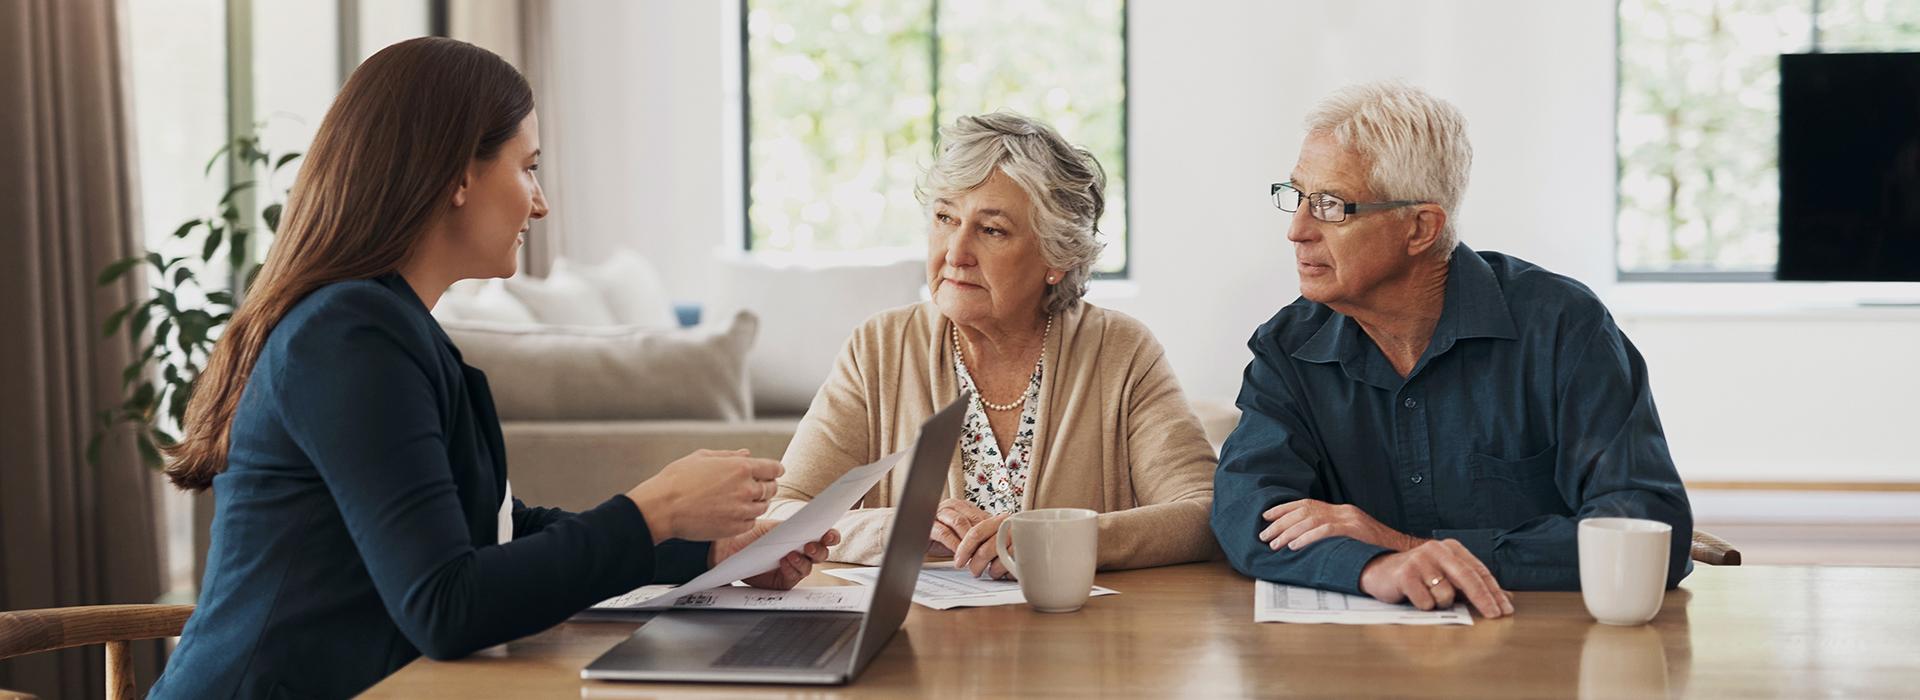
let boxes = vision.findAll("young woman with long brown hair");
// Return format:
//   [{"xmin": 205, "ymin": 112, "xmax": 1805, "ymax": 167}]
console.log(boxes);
[{"xmin": 149, "ymin": 37, "xmax": 834, "ymax": 699}]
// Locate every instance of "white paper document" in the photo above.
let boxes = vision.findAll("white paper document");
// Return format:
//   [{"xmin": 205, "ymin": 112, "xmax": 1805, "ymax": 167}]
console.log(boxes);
[
  {"xmin": 592, "ymin": 583, "xmax": 870, "ymax": 612},
  {"xmin": 1254, "ymin": 580, "xmax": 1472, "ymax": 625},
  {"xmin": 826, "ymin": 563, "xmax": 1119, "ymax": 610},
  {"xmin": 622, "ymin": 450, "xmax": 905, "ymax": 610}
]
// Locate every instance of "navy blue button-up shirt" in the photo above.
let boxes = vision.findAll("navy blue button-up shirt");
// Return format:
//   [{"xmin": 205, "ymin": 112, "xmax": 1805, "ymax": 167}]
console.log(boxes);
[{"xmin": 1212, "ymin": 244, "xmax": 1692, "ymax": 593}]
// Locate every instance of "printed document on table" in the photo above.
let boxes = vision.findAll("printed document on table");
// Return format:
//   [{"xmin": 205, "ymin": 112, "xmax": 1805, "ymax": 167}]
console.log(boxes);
[
  {"xmin": 589, "ymin": 583, "xmax": 870, "ymax": 613},
  {"xmin": 623, "ymin": 449, "xmax": 906, "ymax": 609},
  {"xmin": 1254, "ymin": 580, "xmax": 1472, "ymax": 625},
  {"xmin": 826, "ymin": 563, "xmax": 1118, "ymax": 610}
]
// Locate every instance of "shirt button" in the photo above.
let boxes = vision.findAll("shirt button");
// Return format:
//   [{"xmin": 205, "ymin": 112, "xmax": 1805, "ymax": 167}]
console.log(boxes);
[
  {"xmin": 1410, "ymin": 474, "xmax": 1424, "ymax": 484},
  {"xmin": 1403, "ymin": 397, "xmax": 1418, "ymax": 409}
]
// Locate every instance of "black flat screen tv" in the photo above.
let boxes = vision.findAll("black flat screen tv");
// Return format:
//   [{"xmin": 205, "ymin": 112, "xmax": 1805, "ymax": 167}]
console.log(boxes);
[{"xmin": 1777, "ymin": 51, "xmax": 1920, "ymax": 282}]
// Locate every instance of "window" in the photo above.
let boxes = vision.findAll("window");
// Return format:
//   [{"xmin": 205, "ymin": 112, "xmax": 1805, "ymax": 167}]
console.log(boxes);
[
  {"xmin": 1615, "ymin": 0, "xmax": 1920, "ymax": 278},
  {"xmin": 743, "ymin": 0, "xmax": 1129, "ymax": 274}
]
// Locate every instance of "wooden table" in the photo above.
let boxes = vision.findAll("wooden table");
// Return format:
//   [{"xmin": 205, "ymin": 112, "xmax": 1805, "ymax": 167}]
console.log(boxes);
[{"xmin": 363, "ymin": 563, "xmax": 1920, "ymax": 698}]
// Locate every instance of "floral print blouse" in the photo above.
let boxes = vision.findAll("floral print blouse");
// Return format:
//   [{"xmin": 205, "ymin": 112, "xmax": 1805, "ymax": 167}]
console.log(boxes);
[{"xmin": 951, "ymin": 348, "xmax": 1043, "ymax": 516}]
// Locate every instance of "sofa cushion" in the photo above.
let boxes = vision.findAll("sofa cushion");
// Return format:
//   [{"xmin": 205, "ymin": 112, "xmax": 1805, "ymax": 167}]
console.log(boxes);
[
  {"xmin": 572, "ymin": 250, "xmax": 679, "ymax": 328},
  {"xmin": 440, "ymin": 310, "xmax": 758, "ymax": 421},
  {"xmin": 433, "ymin": 278, "xmax": 537, "ymax": 324},
  {"xmin": 709, "ymin": 254, "xmax": 925, "ymax": 414},
  {"xmin": 502, "ymin": 417, "xmax": 801, "ymax": 512},
  {"xmin": 503, "ymin": 261, "xmax": 619, "ymax": 326}
]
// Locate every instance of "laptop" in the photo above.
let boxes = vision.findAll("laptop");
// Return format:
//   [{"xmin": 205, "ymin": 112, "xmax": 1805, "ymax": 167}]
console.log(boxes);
[{"xmin": 580, "ymin": 394, "xmax": 967, "ymax": 685}]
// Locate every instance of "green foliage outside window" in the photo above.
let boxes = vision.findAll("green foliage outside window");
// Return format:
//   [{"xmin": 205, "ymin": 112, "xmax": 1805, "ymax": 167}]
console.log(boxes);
[
  {"xmin": 746, "ymin": 0, "xmax": 1129, "ymax": 273},
  {"xmin": 1616, "ymin": 0, "xmax": 1920, "ymax": 274}
]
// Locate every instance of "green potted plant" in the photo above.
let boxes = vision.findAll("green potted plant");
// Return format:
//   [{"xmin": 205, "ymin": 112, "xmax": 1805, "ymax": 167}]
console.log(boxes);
[{"xmin": 92, "ymin": 129, "xmax": 301, "ymax": 466}]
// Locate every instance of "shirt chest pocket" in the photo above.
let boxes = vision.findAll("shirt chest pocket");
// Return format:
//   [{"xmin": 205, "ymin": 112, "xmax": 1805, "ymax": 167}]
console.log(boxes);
[{"xmin": 1465, "ymin": 444, "xmax": 1567, "ymax": 529}]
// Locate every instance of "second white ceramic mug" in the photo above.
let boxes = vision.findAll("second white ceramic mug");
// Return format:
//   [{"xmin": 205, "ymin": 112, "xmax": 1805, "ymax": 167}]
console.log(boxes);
[
  {"xmin": 995, "ymin": 508, "xmax": 1098, "ymax": 613},
  {"xmin": 1577, "ymin": 517, "xmax": 1672, "ymax": 625}
]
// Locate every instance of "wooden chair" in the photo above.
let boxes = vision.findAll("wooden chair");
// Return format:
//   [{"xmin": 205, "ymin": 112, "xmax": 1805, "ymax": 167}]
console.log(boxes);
[
  {"xmin": 1691, "ymin": 529, "xmax": 1742, "ymax": 566},
  {"xmin": 0, "ymin": 604, "xmax": 194, "ymax": 700}
]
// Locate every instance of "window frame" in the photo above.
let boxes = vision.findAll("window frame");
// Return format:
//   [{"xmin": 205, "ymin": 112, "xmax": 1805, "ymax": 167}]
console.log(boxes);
[
  {"xmin": 1611, "ymin": 0, "xmax": 1770, "ymax": 283},
  {"xmin": 737, "ymin": 0, "xmax": 1132, "ymax": 279}
]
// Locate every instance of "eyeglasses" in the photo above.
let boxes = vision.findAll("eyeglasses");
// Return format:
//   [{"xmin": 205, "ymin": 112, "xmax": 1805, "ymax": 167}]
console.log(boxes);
[{"xmin": 1271, "ymin": 181, "xmax": 1426, "ymax": 224}]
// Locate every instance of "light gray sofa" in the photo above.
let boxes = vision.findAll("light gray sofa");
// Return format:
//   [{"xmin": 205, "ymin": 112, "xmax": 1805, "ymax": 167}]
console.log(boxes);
[{"xmin": 504, "ymin": 417, "xmax": 803, "ymax": 512}]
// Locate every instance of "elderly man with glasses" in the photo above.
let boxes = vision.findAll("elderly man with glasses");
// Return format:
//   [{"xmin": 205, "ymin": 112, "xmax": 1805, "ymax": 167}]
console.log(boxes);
[{"xmin": 1211, "ymin": 81, "xmax": 1693, "ymax": 618}]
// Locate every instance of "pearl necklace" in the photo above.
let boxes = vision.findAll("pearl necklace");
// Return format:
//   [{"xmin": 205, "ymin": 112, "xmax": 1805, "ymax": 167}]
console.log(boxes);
[{"xmin": 952, "ymin": 314, "xmax": 1052, "ymax": 412}]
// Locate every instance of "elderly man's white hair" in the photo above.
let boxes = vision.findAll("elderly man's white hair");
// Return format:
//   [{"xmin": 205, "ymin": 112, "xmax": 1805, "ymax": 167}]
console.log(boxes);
[
  {"xmin": 1304, "ymin": 80, "xmax": 1473, "ymax": 257},
  {"xmin": 917, "ymin": 112, "xmax": 1107, "ymax": 315}
]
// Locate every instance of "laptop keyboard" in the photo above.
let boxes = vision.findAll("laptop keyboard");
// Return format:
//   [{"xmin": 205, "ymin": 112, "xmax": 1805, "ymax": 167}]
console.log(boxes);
[{"xmin": 712, "ymin": 616, "xmax": 857, "ymax": 669}]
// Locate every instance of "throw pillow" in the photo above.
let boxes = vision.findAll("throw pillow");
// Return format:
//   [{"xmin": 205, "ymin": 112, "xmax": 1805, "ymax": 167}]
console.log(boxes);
[
  {"xmin": 708, "ymin": 254, "xmax": 925, "ymax": 414},
  {"xmin": 440, "ymin": 310, "xmax": 758, "ymax": 421},
  {"xmin": 572, "ymin": 250, "xmax": 678, "ymax": 328},
  {"xmin": 504, "ymin": 260, "xmax": 619, "ymax": 326}
]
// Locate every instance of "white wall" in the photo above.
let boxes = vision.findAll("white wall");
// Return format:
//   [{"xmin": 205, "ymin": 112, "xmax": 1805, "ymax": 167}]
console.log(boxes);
[
  {"xmin": 540, "ymin": 0, "xmax": 1919, "ymax": 484},
  {"xmin": 541, "ymin": 0, "xmax": 732, "ymax": 300}
]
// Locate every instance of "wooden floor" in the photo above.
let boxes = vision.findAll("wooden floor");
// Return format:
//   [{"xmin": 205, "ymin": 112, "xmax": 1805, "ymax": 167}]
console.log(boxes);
[{"xmin": 1692, "ymin": 521, "xmax": 1920, "ymax": 566}]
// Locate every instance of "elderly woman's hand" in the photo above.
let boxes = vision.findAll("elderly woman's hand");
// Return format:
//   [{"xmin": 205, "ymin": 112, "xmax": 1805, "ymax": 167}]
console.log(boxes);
[
  {"xmin": 929, "ymin": 497, "xmax": 991, "ymax": 557},
  {"xmin": 951, "ymin": 513, "xmax": 1015, "ymax": 580}
]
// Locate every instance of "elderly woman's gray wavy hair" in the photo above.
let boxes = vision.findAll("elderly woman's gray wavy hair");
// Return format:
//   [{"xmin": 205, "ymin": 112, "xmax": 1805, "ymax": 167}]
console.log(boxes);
[{"xmin": 916, "ymin": 112, "xmax": 1107, "ymax": 315}]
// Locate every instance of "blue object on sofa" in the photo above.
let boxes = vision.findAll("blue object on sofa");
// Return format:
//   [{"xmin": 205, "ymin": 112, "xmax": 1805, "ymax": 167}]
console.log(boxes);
[{"xmin": 673, "ymin": 303, "xmax": 701, "ymax": 328}]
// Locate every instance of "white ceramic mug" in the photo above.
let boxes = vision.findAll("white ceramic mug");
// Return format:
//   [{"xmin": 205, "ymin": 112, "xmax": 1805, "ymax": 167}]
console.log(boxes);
[
  {"xmin": 1577, "ymin": 517, "xmax": 1672, "ymax": 625},
  {"xmin": 995, "ymin": 508, "xmax": 1098, "ymax": 613}
]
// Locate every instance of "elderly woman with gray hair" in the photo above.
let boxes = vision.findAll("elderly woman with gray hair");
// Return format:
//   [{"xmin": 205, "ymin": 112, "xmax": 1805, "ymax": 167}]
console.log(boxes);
[{"xmin": 770, "ymin": 113, "xmax": 1218, "ymax": 577}]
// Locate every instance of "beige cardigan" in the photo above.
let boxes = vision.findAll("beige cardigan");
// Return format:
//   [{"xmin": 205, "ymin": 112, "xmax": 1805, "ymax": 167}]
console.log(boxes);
[{"xmin": 771, "ymin": 300, "xmax": 1220, "ymax": 570}]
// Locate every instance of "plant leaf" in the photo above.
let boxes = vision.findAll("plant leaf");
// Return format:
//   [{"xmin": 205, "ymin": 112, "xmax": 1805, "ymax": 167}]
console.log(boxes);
[
  {"xmin": 96, "ymin": 256, "xmax": 141, "ymax": 286},
  {"xmin": 203, "ymin": 142, "xmax": 232, "ymax": 176},
  {"xmin": 170, "ymin": 219, "xmax": 202, "ymax": 239},
  {"xmin": 262, "ymin": 203, "xmax": 283, "ymax": 233},
  {"xmin": 127, "ymin": 381, "xmax": 156, "ymax": 412},
  {"xmin": 130, "ymin": 302, "xmax": 154, "ymax": 335},
  {"xmin": 167, "ymin": 383, "xmax": 191, "ymax": 425},
  {"xmin": 273, "ymin": 152, "xmax": 301, "ymax": 174},
  {"xmin": 206, "ymin": 290, "xmax": 234, "ymax": 307},
  {"xmin": 219, "ymin": 181, "xmax": 255, "ymax": 206},
  {"xmin": 202, "ymin": 226, "xmax": 225, "ymax": 262},
  {"xmin": 121, "ymin": 359, "xmax": 145, "ymax": 388},
  {"xmin": 102, "ymin": 304, "xmax": 133, "ymax": 337},
  {"xmin": 86, "ymin": 430, "xmax": 104, "ymax": 466},
  {"xmin": 134, "ymin": 432, "xmax": 162, "ymax": 468},
  {"xmin": 155, "ymin": 318, "xmax": 173, "ymax": 346},
  {"xmin": 173, "ymin": 266, "xmax": 194, "ymax": 287},
  {"xmin": 228, "ymin": 229, "xmax": 249, "ymax": 268}
]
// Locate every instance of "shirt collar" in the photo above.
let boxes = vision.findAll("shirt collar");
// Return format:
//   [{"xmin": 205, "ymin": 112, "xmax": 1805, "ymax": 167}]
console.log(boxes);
[
  {"xmin": 374, "ymin": 272, "xmax": 461, "ymax": 355},
  {"xmin": 1291, "ymin": 243, "xmax": 1517, "ymax": 380}
]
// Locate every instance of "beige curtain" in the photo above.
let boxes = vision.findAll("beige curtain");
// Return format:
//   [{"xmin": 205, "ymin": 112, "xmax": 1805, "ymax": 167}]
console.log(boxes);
[
  {"xmin": 449, "ymin": 0, "xmax": 563, "ymax": 278},
  {"xmin": 0, "ymin": 0, "xmax": 164, "ymax": 698}
]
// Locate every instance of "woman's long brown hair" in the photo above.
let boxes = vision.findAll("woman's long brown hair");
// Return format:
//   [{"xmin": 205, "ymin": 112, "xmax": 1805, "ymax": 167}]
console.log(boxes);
[{"xmin": 164, "ymin": 37, "xmax": 532, "ymax": 490}]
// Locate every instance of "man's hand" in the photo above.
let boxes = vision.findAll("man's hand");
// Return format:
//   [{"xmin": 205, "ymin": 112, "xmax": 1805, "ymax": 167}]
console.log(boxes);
[
  {"xmin": 1358, "ymin": 539, "xmax": 1513, "ymax": 618},
  {"xmin": 1260, "ymin": 499, "xmax": 1421, "ymax": 552},
  {"xmin": 929, "ymin": 498, "xmax": 991, "ymax": 557},
  {"xmin": 708, "ymin": 520, "xmax": 840, "ymax": 590}
]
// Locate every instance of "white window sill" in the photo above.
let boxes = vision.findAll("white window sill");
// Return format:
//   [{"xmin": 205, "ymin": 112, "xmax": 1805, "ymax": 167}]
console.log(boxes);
[{"xmin": 1606, "ymin": 281, "xmax": 1920, "ymax": 321}]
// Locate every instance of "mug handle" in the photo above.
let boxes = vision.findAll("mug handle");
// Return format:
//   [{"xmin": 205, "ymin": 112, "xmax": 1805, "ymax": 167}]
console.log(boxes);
[{"xmin": 995, "ymin": 517, "xmax": 1021, "ymax": 580}]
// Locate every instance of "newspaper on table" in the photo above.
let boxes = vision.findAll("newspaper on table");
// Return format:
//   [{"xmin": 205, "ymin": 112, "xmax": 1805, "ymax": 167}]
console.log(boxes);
[
  {"xmin": 1254, "ymin": 579, "xmax": 1472, "ymax": 625},
  {"xmin": 589, "ymin": 583, "xmax": 869, "ymax": 614}
]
